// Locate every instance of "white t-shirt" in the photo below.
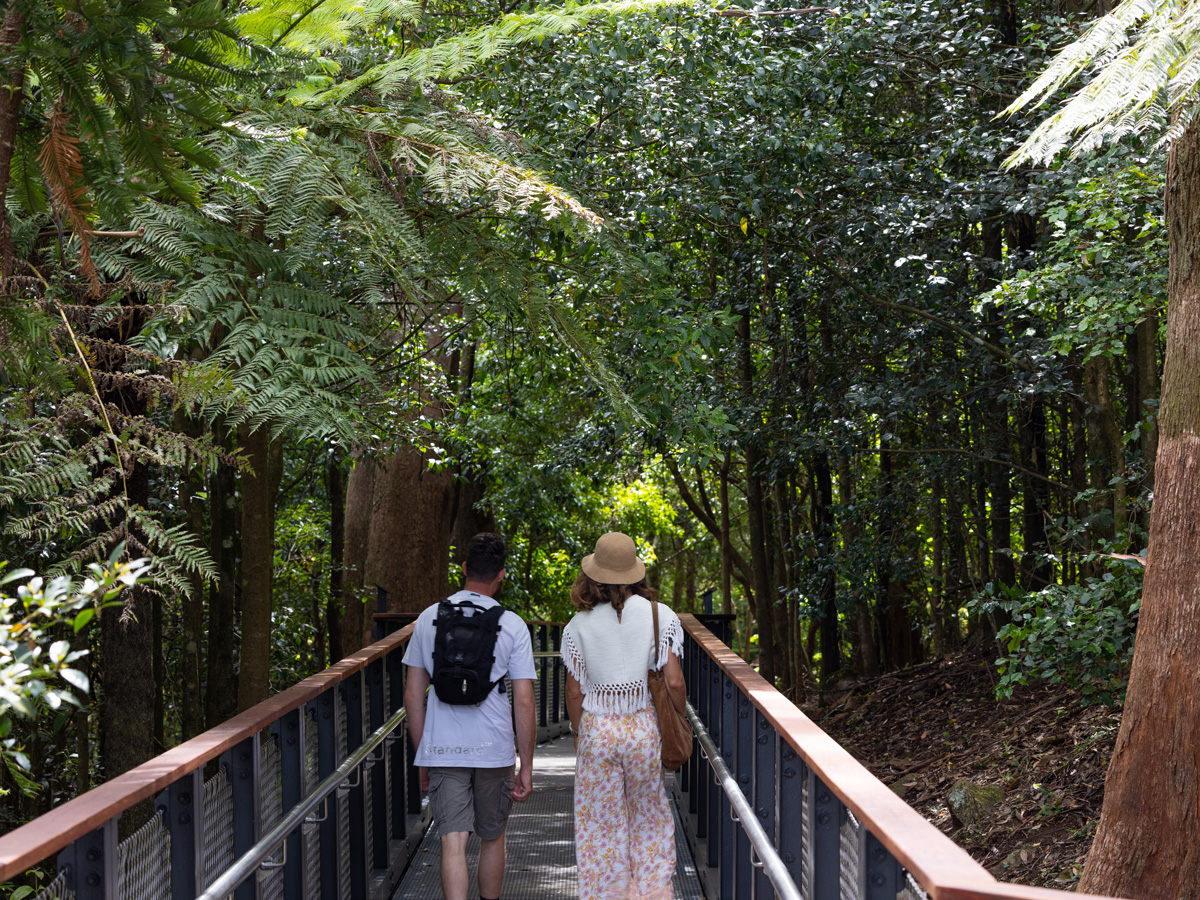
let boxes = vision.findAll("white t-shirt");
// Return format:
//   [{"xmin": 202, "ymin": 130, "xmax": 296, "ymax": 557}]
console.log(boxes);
[{"xmin": 402, "ymin": 590, "xmax": 536, "ymax": 768}]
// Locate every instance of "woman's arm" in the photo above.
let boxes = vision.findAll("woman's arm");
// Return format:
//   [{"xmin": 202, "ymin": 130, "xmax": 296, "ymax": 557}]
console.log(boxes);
[
  {"xmin": 664, "ymin": 651, "xmax": 686, "ymax": 715},
  {"xmin": 566, "ymin": 672, "xmax": 585, "ymax": 743}
]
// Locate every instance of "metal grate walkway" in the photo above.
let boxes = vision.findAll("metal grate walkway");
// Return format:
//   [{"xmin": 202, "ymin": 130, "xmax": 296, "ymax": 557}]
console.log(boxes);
[{"xmin": 394, "ymin": 736, "xmax": 705, "ymax": 899}]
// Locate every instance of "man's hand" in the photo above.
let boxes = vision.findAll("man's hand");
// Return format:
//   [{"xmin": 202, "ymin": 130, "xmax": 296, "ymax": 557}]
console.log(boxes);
[
  {"xmin": 419, "ymin": 766, "xmax": 429, "ymax": 792},
  {"xmin": 511, "ymin": 766, "xmax": 533, "ymax": 802}
]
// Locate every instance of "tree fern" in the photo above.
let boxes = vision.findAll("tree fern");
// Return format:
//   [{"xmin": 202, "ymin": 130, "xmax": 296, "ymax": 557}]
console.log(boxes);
[{"xmin": 1003, "ymin": 0, "xmax": 1197, "ymax": 164}]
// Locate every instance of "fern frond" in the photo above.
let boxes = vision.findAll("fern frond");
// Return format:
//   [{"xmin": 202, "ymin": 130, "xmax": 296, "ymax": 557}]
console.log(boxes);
[
  {"xmin": 37, "ymin": 103, "xmax": 97, "ymax": 291},
  {"xmin": 309, "ymin": 0, "xmax": 699, "ymax": 103},
  {"xmin": 1004, "ymin": 0, "xmax": 1198, "ymax": 164}
]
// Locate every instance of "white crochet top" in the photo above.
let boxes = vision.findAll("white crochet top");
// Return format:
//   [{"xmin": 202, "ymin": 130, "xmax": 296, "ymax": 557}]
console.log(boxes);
[{"xmin": 561, "ymin": 595, "xmax": 684, "ymax": 715}]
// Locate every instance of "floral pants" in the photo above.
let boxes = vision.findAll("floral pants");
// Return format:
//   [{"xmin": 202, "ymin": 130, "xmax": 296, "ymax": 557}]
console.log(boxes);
[{"xmin": 575, "ymin": 708, "xmax": 674, "ymax": 900}]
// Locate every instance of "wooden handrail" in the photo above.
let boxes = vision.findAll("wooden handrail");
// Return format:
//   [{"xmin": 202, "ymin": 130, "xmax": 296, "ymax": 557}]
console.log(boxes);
[
  {"xmin": 0, "ymin": 622, "xmax": 417, "ymax": 881},
  {"xmin": 679, "ymin": 615, "xmax": 1124, "ymax": 900}
]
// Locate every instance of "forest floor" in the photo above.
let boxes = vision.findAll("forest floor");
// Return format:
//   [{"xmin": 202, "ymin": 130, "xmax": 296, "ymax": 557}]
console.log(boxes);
[{"xmin": 803, "ymin": 647, "xmax": 1123, "ymax": 890}]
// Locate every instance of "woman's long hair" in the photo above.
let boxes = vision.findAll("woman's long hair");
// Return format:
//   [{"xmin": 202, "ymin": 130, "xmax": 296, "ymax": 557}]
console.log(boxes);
[{"xmin": 570, "ymin": 572, "xmax": 658, "ymax": 614}]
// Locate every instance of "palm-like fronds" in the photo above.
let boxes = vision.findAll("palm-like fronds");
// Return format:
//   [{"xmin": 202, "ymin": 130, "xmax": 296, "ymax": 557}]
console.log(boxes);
[
  {"xmin": 309, "ymin": 0, "xmax": 699, "ymax": 103},
  {"xmin": 1003, "ymin": 0, "xmax": 1195, "ymax": 165}
]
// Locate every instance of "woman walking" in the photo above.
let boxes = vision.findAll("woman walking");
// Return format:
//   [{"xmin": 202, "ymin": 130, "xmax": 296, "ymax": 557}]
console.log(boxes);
[{"xmin": 561, "ymin": 532, "xmax": 687, "ymax": 900}]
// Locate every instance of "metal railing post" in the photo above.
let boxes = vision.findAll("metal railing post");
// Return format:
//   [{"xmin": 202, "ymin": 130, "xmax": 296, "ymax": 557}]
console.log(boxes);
[
  {"xmin": 344, "ymin": 672, "xmax": 368, "ymax": 900},
  {"xmin": 861, "ymin": 829, "xmax": 903, "ymax": 899},
  {"xmin": 157, "ymin": 767, "xmax": 203, "ymax": 900},
  {"xmin": 808, "ymin": 769, "xmax": 841, "ymax": 899},
  {"xmin": 58, "ymin": 820, "xmax": 118, "ymax": 900},
  {"xmin": 719, "ymin": 672, "xmax": 736, "ymax": 899},
  {"xmin": 224, "ymin": 735, "xmax": 262, "ymax": 900},
  {"xmin": 368, "ymin": 658, "xmax": 389, "ymax": 878},
  {"xmin": 551, "ymin": 626, "xmax": 563, "ymax": 726},
  {"xmin": 273, "ymin": 709, "xmax": 305, "ymax": 900},
  {"xmin": 753, "ymin": 711, "xmax": 776, "ymax": 900},
  {"xmin": 388, "ymin": 650, "xmax": 409, "ymax": 838},
  {"xmin": 778, "ymin": 744, "xmax": 804, "ymax": 891},
  {"xmin": 310, "ymin": 690, "xmax": 341, "ymax": 900}
]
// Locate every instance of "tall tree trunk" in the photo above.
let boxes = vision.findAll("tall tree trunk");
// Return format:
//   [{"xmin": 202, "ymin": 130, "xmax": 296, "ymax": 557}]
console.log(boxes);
[
  {"xmin": 340, "ymin": 452, "xmax": 375, "ymax": 654},
  {"xmin": 929, "ymin": 474, "xmax": 946, "ymax": 655},
  {"xmin": 1019, "ymin": 397, "xmax": 1053, "ymax": 589},
  {"xmin": 1079, "ymin": 115, "xmax": 1200, "ymax": 898},
  {"xmin": 812, "ymin": 453, "xmax": 840, "ymax": 683},
  {"xmin": 1084, "ymin": 354, "xmax": 1128, "ymax": 542},
  {"xmin": 206, "ymin": 445, "xmax": 238, "ymax": 728},
  {"xmin": 1138, "ymin": 309, "xmax": 1161, "ymax": 489},
  {"xmin": 719, "ymin": 452, "xmax": 733, "ymax": 615},
  {"xmin": 236, "ymin": 424, "xmax": 279, "ymax": 712},
  {"xmin": 177, "ymin": 413, "xmax": 206, "ymax": 741},
  {"xmin": 327, "ymin": 452, "xmax": 345, "ymax": 665},
  {"xmin": 739, "ymin": 310, "xmax": 776, "ymax": 683},
  {"xmin": 0, "ymin": 5, "xmax": 25, "ymax": 278},
  {"xmin": 100, "ymin": 465, "xmax": 154, "ymax": 783}
]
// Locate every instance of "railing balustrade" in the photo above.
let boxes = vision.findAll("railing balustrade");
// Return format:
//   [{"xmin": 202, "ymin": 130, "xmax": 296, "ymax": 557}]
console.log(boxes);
[
  {"xmin": 0, "ymin": 619, "xmax": 568, "ymax": 900},
  {"xmin": 673, "ymin": 614, "xmax": 1123, "ymax": 900}
]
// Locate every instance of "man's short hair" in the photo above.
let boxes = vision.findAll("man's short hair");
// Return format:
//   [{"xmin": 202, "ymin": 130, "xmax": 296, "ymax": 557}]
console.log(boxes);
[{"xmin": 464, "ymin": 532, "xmax": 507, "ymax": 581}]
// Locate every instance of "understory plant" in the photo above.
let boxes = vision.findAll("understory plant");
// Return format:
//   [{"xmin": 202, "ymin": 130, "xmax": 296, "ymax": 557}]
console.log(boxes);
[{"xmin": 974, "ymin": 559, "xmax": 1142, "ymax": 705}]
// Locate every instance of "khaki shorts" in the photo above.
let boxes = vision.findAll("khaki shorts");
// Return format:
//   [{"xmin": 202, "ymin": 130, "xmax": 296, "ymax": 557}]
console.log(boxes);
[{"xmin": 428, "ymin": 765, "xmax": 515, "ymax": 839}]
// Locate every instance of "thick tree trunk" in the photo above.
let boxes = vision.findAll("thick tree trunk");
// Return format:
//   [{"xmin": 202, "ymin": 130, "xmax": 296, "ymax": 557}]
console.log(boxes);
[
  {"xmin": 340, "ymin": 452, "xmax": 375, "ymax": 655},
  {"xmin": 719, "ymin": 453, "xmax": 733, "ymax": 615},
  {"xmin": 344, "ymin": 449, "xmax": 455, "ymax": 627},
  {"xmin": 1079, "ymin": 115, "xmax": 1200, "ymax": 899},
  {"xmin": 236, "ymin": 425, "xmax": 277, "ymax": 712},
  {"xmin": 176, "ymin": 413, "xmax": 206, "ymax": 741},
  {"xmin": 100, "ymin": 467, "xmax": 154, "ymax": 783},
  {"xmin": 205, "ymin": 442, "xmax": 238, "ymax": 728}
]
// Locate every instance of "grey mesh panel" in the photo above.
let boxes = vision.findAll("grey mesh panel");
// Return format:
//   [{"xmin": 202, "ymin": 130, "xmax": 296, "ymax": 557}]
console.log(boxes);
[
  {"xmin": 259, "ymin": 734, "xmax": 284, "ymax": 900},
  {"xmin": 32, "ymin": 870, "xmax": 74, "ymax": 900},
  {"xmin": 202, "ymin": 767, "xmax": 235, "ymax": 890},
  {"xmin": 337, "ymin": 690, "xmax": 351, "ymax": 900},
  {"xmin": 898, "ymin": 871, "xmax": 932, "ymax": 900},
  {"xmin": 304, "ymin": 710, "xmax": 321, "ymax": 900},
  {"xmin": 801, "ymin": 773, "xmax": 812, "ymax": 899},
  {"xmin": 117, "ymin": 812, "xmax": 171, "ymax": 900},
  {"xmin": 839, "ymin": 808, "xmax": 861, "ymax": 900}
]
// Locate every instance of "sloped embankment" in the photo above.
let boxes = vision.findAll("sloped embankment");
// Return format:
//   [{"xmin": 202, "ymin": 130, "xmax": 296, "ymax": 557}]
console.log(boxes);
[{"xmin": 804, "ymin": 649, "xmax": 1122, "ymax": 889}]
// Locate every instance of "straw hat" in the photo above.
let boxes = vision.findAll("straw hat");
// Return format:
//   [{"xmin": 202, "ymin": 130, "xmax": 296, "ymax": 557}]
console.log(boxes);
[{"xmin": 581, "ymin": 532, "xmax": 646, "ymax": 585}]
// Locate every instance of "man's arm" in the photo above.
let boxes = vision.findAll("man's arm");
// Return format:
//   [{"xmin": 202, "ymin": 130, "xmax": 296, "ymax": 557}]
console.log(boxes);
[
  {"xmin": 510, "ymin": 678, "xmax": 536, "ymax": 802},
  {"xmin": 404, "ymin": 665, "xmax": 431, "ymax": 791}
]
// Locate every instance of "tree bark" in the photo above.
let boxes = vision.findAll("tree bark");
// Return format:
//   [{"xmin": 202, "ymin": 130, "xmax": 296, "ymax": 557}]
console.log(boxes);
[
  {"xmin": 0, "ymin": 4, "xmax": 25, "ymax": 278},
  {"xmin": 812, "ymin": 452, "xmax": 840, "ymax": 683},
  {"xmin": 1138, "ymin": 309, "xmax": 1161, "ymax": 489},
  {"xmin": 1079, "ymin": 114, "xmax": 1200, "ymax": 899},
  {"xmin": 205, "ymin": 444, "xmax": 238, "ymax": 728},
  {"xmin": 341, "ymin": 452, "xmax": 375, "ymax": 654},
  {"xmin": 327, "ymin": 452, "xmax": 346, "ymax": 665},
  {"xmin": 236, "ymin": 424, "xmax": 277, "ymax": 712},
  {"xmin": 176, "ymin": 413, "xmax": 206, "ymax": 741}
]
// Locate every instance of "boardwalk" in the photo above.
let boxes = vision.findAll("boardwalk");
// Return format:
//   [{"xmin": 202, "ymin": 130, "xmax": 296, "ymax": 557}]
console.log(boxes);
[{"xmin": 394, "ymin": 736, "xmax": 705, "ymax": 899}]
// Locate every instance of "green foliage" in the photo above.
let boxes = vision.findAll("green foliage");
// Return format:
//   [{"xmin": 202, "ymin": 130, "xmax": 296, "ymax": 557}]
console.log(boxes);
[
  {"xmin": 1005, "ymin": 0, "xmax": 1197, "ymax": 164},
  {"xmin": 973, "ymin": 562, "xmax": 1143, "ymax": 705},
  {"xmin": 0, "ymin": 550, "xmax": 149, "ymax": 778}
]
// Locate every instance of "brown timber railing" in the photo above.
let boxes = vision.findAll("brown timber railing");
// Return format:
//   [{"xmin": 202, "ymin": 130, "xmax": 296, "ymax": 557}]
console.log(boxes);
[
  {"xmin": 0, "ymin": 618, "xmax": 569, "ymax": 900},
  {"xmin": 674, "ymin": 614, "xmax": 1125, "ymax": 900}
]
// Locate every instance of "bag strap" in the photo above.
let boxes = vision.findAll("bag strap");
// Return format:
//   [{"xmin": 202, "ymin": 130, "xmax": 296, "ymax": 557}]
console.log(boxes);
[{"xmin": 650, "ymin": 597, "xmax": 662, "ymax": 671}]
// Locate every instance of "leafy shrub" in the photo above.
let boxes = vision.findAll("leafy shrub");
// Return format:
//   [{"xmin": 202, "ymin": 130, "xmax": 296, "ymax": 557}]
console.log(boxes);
[
  {"xmin": 973, "ymin": 563, "xmax": 1141, "ymax": 705},
  {"xmin": 0, "ymin": 549, "xmax": 149, "ymax": 778}
]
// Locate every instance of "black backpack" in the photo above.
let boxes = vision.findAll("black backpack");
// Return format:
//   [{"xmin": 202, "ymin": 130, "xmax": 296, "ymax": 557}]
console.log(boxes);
[{"xmin": 431, "ymin": 598, "xmax": 507, "ymax": 705}]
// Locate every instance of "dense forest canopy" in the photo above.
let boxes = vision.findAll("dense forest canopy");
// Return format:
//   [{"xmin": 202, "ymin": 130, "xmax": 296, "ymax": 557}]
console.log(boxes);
[{"xmin": 0, "ymin": 0, "xmax": 1188, "ymax": 891}]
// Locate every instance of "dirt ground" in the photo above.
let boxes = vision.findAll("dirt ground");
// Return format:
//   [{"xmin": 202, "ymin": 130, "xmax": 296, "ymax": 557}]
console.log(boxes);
[{"xmin": 803, "ymin": 647, "xmax": 1122, "ymax": 890}]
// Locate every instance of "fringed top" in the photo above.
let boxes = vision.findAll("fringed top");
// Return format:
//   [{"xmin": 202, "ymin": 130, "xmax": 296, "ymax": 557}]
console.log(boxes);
[{"xmin": 561, "ymin": 595, "xmax": 684, "ymax": 715}]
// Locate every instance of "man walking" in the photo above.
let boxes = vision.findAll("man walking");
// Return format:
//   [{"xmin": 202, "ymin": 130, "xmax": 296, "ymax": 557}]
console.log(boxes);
[{"xmin": 403, "ymin": 533, "xmax": 536, "ymax": 900}]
